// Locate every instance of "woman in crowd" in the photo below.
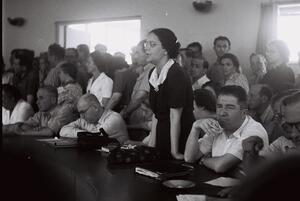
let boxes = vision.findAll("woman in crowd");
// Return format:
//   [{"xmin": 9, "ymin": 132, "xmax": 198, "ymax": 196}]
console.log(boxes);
[
  {"xmin": 261, "ymin": 40, "xmax": 295, "ymax": 93},
  {"xmin": 249, "ymin": 53, "xmax": 267, "ymax": 85},
  {"xmin": 57, "ymin": 62, "xmax": 82, "ymax": 107},
  {"xmin": 86, "ymin": 51, "xmax": 113, "ymax": 107},
  {"xmin": 221, "ymin": 53, "xmax": 249, "ymax": 93},
  {"xmin": 145, "ymin": 28, "xmax": 194, "ymax": 159}
]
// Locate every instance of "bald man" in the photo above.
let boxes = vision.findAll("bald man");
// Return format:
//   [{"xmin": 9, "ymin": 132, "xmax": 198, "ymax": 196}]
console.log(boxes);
[{"xmin": 60, "ymin": 94, "xmax": 128, "ymax": 144}]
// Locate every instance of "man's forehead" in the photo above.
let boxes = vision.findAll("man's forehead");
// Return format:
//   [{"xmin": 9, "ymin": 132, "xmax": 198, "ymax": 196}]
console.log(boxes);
[
  {"xmin": 215, "ymin": 40, "xmax": 229, "ymax": 46},
  {"xmin": 284, "ymin": 103, "xmax": 300, "ymax": 122},
  {"xmin": 217, "ymin": 95, "xmax": 239, "ymax": 105}
]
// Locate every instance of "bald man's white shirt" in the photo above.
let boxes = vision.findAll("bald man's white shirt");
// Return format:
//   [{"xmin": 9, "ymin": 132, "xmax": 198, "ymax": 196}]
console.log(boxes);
[{"xmin": 60, "ymin": 109, "xmax": 128, "ymax": 144}]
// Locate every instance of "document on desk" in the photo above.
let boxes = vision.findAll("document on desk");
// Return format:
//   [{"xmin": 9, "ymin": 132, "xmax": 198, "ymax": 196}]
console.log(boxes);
[
  {"xmin": 176, "ymin": 194, "xmax": 206, "ymax": 201},
  {"xmin": 204, "ymin": 177, "xmax": 240, "ymax": 187}
]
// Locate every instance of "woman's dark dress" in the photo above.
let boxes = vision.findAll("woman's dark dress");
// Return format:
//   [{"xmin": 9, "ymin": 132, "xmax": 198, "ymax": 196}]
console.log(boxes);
[
  {"xmin": 149, "ymin": 63, "xmax": 194, "ymax": 159},
  {"xmin": 261, "ymin": 64, "xmax": 295, "ymax": 93}
]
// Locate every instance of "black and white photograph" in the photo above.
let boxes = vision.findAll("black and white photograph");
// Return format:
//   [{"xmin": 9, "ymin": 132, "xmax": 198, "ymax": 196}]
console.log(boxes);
[{"xmin": 2, "ymin": 0, "xmax": 300, "ymax": 201}]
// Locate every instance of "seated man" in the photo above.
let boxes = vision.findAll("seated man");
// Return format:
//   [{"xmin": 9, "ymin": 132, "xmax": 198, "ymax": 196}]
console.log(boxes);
[
  {"xmin": 4, "ymin": 86, "xmax": 74, "ymax": 136},
  {"xmin": 243, "ymin": 91, "xmax": 300, "ymax": 160},
  {"xmin": 2, "ymin": 84, "xmax": 34, "ymax": 129},
  {"xmin": 184, "ymin": 85, "xmax": 269, "ymax": 173},
  {"xmin": 60, "ymin": 94, "xmax": 129, "ymax": 144},
  {"xmin": 248, "ymin": 84, "xmax": 274, "ymax": 135}
]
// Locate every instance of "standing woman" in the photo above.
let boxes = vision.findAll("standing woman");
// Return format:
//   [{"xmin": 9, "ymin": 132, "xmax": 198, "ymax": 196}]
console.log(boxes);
[
  {"xmin": 145, "ymin": 28, "xmax": 194, "ymax": 159},
  {"xmin": 261, "ymin": 40, "xmax": 295, "ymax": 93},
  {"xmin": 86, "ymin": 51, "xmax": 113, "ymax": 107}
]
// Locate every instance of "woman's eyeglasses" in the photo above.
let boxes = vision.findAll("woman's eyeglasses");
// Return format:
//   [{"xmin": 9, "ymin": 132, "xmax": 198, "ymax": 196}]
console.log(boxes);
[{"xmin": 144, "ymin": 41, "xmax": 160, "ymax": 49}]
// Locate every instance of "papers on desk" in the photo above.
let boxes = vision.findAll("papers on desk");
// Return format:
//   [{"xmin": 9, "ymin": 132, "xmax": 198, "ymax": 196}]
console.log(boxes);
[
  {"xmin": 135, "ymin": 162, "xmax": 194, "ymax": 180},
  {"xmin": 204, "ymin": 177, "xmax": 240, "ymax": 187},
  {"xmin": 176, "ymin": 194, "xmax": 206, "ymax": 201}
]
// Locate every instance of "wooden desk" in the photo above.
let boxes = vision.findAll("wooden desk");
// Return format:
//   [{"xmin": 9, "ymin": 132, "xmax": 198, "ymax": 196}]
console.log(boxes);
[{"xmin": 2, "ymin": 136, "xmax": 226, "ymax": 201}]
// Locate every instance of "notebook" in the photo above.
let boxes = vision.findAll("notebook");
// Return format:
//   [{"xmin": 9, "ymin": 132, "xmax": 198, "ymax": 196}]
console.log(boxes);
[{"xmin": 135, "ymin": 162, "xmax": 194, "ymax": 180}]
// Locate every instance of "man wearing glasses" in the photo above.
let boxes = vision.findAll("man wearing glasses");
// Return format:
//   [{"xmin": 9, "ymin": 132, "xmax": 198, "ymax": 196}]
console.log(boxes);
[
  {"xmin": 60, "ymin": 94, "xmax": 128, "ymax": 144},
  {"xmin": 243, "ymin": 91, "xmax": 300, "ymax": 159}
]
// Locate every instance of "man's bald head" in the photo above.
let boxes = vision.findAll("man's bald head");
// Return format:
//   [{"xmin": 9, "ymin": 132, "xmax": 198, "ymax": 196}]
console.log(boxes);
[
  {"xmin": 77, "ymin": 94, "xmax": 103, "ymax": 124},
  {"xmin": 78, "ymin": 94, "xmax": 100, "ymax": 108}
]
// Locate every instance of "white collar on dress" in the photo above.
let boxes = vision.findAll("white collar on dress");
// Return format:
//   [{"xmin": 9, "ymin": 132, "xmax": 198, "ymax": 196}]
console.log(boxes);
[{"xmin": 149, "ymin": 59, "xmax": 174, "ymax": 91}]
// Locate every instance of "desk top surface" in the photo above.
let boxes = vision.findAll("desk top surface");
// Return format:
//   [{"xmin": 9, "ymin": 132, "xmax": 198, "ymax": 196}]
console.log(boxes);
[{"xmin": 2, "ymin": 136, "xmax": 228, "ymax": 201}]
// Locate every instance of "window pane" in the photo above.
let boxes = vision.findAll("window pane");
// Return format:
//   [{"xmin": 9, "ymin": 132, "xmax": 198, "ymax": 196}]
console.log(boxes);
[
  {"xmin": 62, "ymin": 18, "xmax": 141, "ymax": 64},
  {"xmin": 277, "ymin": 4, "xmax": 300, "ymax": 63}
]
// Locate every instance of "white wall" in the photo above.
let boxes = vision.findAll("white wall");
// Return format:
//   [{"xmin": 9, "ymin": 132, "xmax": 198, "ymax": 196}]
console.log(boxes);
[{"xmin": 2, "ymin": 0, "xmax": 290, "ymax": 75}]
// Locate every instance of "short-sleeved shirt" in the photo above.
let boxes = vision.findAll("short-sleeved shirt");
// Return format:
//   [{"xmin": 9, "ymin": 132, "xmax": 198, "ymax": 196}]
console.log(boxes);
[
  {"xmin": 2, "ymin": 100, "xmax": 34, "ymax": 125},
  {"xmin": 25, "ymin": 104, "xmax": 75, "ymax": 134},
  {"xmin": 87, "ymin": 72, "xmax": 113, "ymax": 106},
  {"xmin": 44, "ymin": 61, "xmax": 65, "ymax": 88},
  {"xmin": 260, "ymin": 136, "xmax": 296, "ymax": 157},
  {"xmin": 60, "ymin": 109, "xmax": 128, "ymax": 144},
  {"xmin": 199, "ymin": 115, "xmax": 269, "ymax": 160},
  {"xmin": 57, "ymin": 83, "xmax": 82, "ymax": 107},
  {"xmin": 112, "ymin": 69, "xmax": 138, "ymax": 112}
]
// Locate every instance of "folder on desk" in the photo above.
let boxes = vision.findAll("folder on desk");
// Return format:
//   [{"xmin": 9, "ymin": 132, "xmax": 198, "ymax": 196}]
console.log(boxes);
[{"xmin": 135, "ymin": 162, "xmax": 194, "ymax": 180}]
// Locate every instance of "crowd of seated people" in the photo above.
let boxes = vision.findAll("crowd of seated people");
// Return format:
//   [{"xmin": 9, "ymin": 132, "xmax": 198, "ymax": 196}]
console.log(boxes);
[{"xmin": 2, "ymin": 27, "xmax": 300, "ymax": 187}]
